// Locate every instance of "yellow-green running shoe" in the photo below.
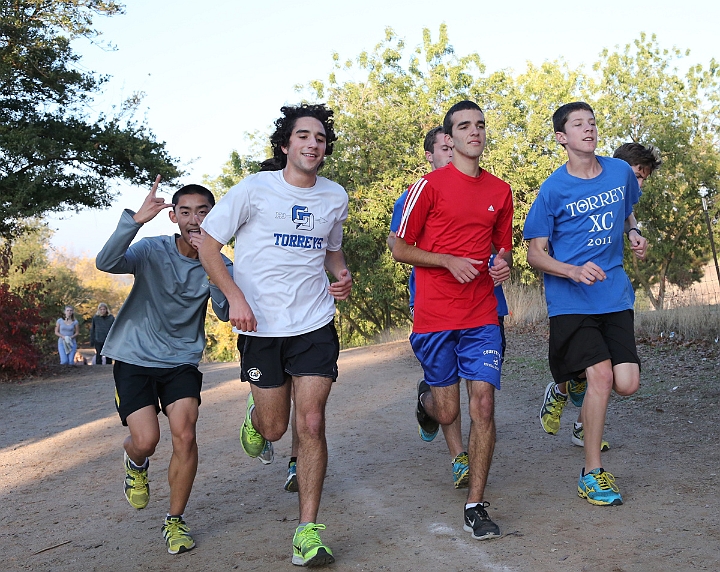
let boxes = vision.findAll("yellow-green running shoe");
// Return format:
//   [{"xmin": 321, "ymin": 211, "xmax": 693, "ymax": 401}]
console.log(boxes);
[
  {"xmin": 452, "ymin": 452, "xmax": 470, "ymax": 489},
  {"xmin": 540, "ymin": 382, "xmax": 567, "ymax": 435},
  {"xmin": 571, "ymin": 424, "xmax": 610, "ymax": 452},
  {"xmin": 292, "ymin": 523, "xmax": 334, "ymax": 567},
  {"xmin": 123, "ymin": 452, "xmax": 149, "ymax": 509},
  {"xmin": 240, "ymin": 393, "xmax": 267, "ymax": 458},
  {"xmin": 162, "ymin": 516, "xmax": 196, "ymax": 554}
]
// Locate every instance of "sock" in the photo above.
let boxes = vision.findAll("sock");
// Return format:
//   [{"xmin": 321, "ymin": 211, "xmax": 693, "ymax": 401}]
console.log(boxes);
[
  {"xmin": 290, "ymin": 456, "xmax": 297, "ymax": 465},
  {"xmin": 555, "ymin": 384, "xmax": 567, "ymax": 396},
  {"xmin": 465, "ymin": 502, "xmax": 481, "ymax": 510},
  {"xmin": 574, "ymin": 422, "xmax": 583, "ymax": 430},
  {"xmin": 128, "ymin": 457, "xmax": 148, "ymax": 470},
  {"xmin": 166, "ymin": 513, "xmax": 184, "ymax": 520}
]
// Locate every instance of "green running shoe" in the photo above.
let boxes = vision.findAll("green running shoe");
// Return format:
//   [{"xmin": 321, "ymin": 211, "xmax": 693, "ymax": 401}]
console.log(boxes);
[
  {"xmin": 292, "ymin": 523, "xmax": 334, "ymax": 566},
  {"xmin": 577, "ymin": 468, "xmax": 623, "ymax": 506},
  {"xmin": 540, "ymin": 382, "xmax": 567, "ymax": 435},
  {"xmin": 452, "ymin": 452, "xmax": 470, "ymax": 489},
  {"xmin": 162, "ymin": 516, "xmax": 196, "ymax": 554},
  {"xmin": 571, "ymin": 424, "xmax": 610, "ymax": 451},
  {"xmin": 123, "ymin": 452, "xmax": 149, "ymax": 509},
  {"xmin": 240, "ymin": 393, "xmax": 267, "ymax": 458}
]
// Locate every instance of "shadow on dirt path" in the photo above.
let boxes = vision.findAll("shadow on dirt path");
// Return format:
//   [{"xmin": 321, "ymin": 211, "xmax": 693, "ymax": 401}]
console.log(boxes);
[{"xmin": 1, "ymin": 330, "xmax": 718, "ymax": 571}]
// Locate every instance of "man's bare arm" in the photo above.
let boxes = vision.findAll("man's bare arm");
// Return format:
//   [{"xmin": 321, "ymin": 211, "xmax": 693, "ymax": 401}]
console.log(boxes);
[
  {"xmin": 198, "ymin": 235, "xmax": 257, "ymax": 332},
  {"xmin": 392, "ymin": 236, "xmax": 482, "ymax": 284},
  {"xmin": 527, "ymin": 237, "xmax": 606, "ymax": 285}
]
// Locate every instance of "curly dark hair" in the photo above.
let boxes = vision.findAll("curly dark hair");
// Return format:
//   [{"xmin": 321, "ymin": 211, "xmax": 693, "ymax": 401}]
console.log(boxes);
[{"xmin": 263, "ymin": 103, "xmax": 337, "ymax": 171}]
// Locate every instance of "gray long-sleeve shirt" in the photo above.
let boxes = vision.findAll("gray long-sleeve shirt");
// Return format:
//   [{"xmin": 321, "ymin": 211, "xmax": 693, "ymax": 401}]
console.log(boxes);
[{"xmin": 96, "ymin": 209, "xmax": 232, "ymax": 368}]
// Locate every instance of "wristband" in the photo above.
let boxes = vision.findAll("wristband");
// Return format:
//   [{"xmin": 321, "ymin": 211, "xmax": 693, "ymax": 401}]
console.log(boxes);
[{"xmin": 626, "ymin": 227, "xmax": 642, "ymax": 237}]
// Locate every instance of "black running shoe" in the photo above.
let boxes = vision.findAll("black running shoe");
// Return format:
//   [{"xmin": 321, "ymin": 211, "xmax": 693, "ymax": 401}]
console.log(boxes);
[
  {"xmin": 416, "ymin": 379, "xmax": 439, "ymax": 442},
  {"xmin": 463, "ymin": 502, "xmax": 500, "ymax": 540}
]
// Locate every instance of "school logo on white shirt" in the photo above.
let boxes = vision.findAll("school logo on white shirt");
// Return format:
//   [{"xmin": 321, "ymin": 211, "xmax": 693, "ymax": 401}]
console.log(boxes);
[{"xmin": 292, "ymin": 205, "xmax": 314, "ymax": 231}]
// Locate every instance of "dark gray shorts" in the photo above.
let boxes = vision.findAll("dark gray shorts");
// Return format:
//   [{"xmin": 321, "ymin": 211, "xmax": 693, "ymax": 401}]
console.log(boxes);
[
  {"xmin": 238, "ymin": 321, "xmax": 339, "ymax": 388},
  {"xmin": 548, "ymin": 310, "xmax": 639, "ymax": 384},
  {"xmin": 113, "ymin": 361, "xmax": 202, "ymax": 425}
]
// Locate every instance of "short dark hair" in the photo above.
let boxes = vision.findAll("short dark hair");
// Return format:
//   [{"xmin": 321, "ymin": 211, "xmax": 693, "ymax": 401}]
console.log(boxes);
[
  {"xmin": 423, "ymin": 127, "xmax": 444, "ymax": 154},
  {"xmin": 265, "ymin": 103, "xmax": 337, "ymax": 170},
  {"xmin": 443, "ymin": 100, "xmax": 483, "ymax": 136},
  {"xmin": 552, "ymin": 102, "xmax": 594, "ymax": 134},
  {"xmin": 613, "ymin": 143, "xmax": 662, "ymax": 173},
  {"xmin": 172, "ymin": 184, "xmax": 215, "ymax": 209}
]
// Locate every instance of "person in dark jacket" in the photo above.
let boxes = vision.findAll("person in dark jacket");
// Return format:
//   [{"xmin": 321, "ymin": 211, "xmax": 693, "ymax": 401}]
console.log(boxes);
[{"xmin": 90, "ymin": 302, "xmax": 115, "ymax": 365}]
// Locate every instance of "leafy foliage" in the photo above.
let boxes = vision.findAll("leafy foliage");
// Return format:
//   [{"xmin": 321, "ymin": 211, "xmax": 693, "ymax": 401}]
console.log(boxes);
[
  {"xmin": 208, "ymin": 27, "xmax": 720, "ymax": 348},
  {"xmin": 0, "ymin": 0, "xmax": 182, "ymax": 239},
  {"xmin": 0, "ymin": 240, "xmax": 45, "ymax": 377},
  {"xmin": 590, "ymin": 33, "xmax": 720, "ymax": 309}
]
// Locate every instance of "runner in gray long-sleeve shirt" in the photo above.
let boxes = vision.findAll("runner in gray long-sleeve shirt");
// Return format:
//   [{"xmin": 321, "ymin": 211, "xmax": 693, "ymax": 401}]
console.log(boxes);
[{"xmin": 96, "ymin": 176, "xmax": 232, "ymax": 555}]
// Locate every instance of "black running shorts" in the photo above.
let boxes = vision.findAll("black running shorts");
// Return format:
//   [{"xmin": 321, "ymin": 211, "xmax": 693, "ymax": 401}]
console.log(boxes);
[
  {"xmin": 238, "ymin": 321, "xmax": 340, "ymax": 388},
  {"xmin": 113, "ymin": 361, "xmax": 202, "ymax": 426},
  {"xmin": 548, "ymin": 310, "xmax": 640, "ymax": 384}
]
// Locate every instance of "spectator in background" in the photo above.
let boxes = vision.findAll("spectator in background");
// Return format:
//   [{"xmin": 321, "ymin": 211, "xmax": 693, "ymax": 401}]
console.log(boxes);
[
  {"xmin": 54, "ymin": 305, "xmax": 79, "ymax": 365},
  {"xmin": 90, "ymin": 302, "xmax": 115, "ymax": 365}
]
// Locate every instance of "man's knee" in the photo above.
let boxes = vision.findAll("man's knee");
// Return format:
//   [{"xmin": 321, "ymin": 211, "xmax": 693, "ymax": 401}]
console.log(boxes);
[
  {"xmin": 468, "ymin": 385, "xmax": 494, "ymax": 422},
  {"xmin": 434, "ymin": 405, "xmax": 459, "ymax": 426},
  {"xmin": 296, "ymin": 409, "xmax": 327, "ymax": 440},
  {"xmin": 613, "ymin": 367, "xmax": 640, "ymax": 396},
  {"xmin": 130, "ymin": 433, "xmax": 160, "ymax": 457}
]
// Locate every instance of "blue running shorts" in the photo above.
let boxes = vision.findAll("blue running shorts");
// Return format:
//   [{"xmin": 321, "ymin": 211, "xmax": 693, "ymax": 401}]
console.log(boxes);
[{"xmin": 410, "ymin": 325, "xmax": 503, "ymax": 389}]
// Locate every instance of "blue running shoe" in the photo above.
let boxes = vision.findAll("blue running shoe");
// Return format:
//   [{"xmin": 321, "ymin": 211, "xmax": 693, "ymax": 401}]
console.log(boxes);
[
  {"xmin": 284, "ymin": 460, "xmax": 298, "ymax": 493},
  {"xmin": 452, "ymin": 452, "xmax": 470, "ymax": 489},
  {"xmin": 578, "ymin": 468, "xmax": 623, "ymax": 506},
  {"xmin": 416, "ymin": 379, "xmax": 439, "ymax": 442},
  {"xmin": 567, "ymin": 377, "xmax": 587, "ymax": 407}
]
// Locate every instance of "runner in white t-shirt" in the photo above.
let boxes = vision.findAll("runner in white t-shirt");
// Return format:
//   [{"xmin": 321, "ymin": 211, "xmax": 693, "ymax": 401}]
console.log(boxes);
[{"xmin": 199, "ymin": 103, "xmax": 351, "ymax": 568}]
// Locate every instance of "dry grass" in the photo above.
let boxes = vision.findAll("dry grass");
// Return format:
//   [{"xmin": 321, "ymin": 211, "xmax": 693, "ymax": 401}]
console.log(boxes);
[
  {"xmin": 503, "ymin": 282, "xmax": 548, "ymax": 327},
  {"xmin": 371, "ymin": 282, "xmax": 720, "ymax": 344},
  {"xmin": 506, "ymin": 282, "xmax": 720, "ymax": 342},
  {"xmin": 635, "ymin": 303, "xmax": 720, "ymax": 342}
]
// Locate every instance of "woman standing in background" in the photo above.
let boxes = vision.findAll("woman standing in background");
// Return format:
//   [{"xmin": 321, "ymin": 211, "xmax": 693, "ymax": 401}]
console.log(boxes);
[{"xmin": 90, "ymin": 303, "xmax": 115, "ymax": 364}]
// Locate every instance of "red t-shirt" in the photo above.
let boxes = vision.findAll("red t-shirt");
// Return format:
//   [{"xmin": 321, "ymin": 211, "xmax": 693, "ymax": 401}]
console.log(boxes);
[{"xmin": 397, "ymin": 163, "xmax": 513, "ymax": 333}]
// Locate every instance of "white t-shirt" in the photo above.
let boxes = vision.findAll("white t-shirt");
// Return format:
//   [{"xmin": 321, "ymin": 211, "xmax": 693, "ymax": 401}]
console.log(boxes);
[{"xmin": 202, "ymin": 170, "xmax": 348, "ymax": 337}]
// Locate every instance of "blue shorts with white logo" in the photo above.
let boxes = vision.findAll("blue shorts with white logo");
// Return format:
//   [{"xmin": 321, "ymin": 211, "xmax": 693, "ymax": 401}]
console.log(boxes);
[{"xmin": 409, "ymin": 325, "xmax": 503, "ymax": 389}]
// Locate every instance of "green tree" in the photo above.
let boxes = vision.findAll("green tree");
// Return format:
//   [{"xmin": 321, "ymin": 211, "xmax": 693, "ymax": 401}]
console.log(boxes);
[
  {"xmin": 591, "ymin": 34, "xmax": 720, "ymax": 309},
  {"xmin": 305, "ymin": 26, "xmax": 492, "ymax": 343},
  {"xmin": 0, "ymin": 0, "xmax": 182, "ymax": 239},
  {"xmin": 481, "ymin": 61, "xmax": 588, "ymax": 282}
]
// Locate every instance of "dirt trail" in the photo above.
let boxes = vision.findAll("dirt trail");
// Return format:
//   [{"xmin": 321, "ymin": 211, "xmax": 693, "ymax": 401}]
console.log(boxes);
[{"xmin": 1, "ymin": 328, "xmax": 718, "ymax": 571}]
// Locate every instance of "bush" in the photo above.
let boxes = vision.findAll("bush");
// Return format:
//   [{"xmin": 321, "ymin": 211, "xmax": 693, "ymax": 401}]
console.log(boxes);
[{"xmin": 0, "ymin": 282, "xmax": 45, "ymax": 378}]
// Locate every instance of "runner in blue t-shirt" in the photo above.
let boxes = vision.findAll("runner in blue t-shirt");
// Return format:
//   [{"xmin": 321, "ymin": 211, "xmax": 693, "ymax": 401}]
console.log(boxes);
[
  {"xmin": 536, "ymin": 142, "xmax": 662, "ymax": 453},
  {"xmin": 524, "ymin": 102, "xmax": 649, "ymax": 507}
]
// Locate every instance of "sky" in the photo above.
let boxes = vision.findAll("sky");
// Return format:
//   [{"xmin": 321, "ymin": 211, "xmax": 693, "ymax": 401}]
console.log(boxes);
[{"xmin": 47, "ymin": 0, "xmax": 720, "ymax": 254}]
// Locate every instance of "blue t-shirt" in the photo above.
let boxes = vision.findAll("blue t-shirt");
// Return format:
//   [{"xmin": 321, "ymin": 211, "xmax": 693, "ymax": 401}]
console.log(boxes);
[
  {"xmin": 391, "ymin": 190, "xmax": 507, "ymax": 315},
  {"xmin": 523, "ymin": 156, "xmax": 641, "ymax": 317}
]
